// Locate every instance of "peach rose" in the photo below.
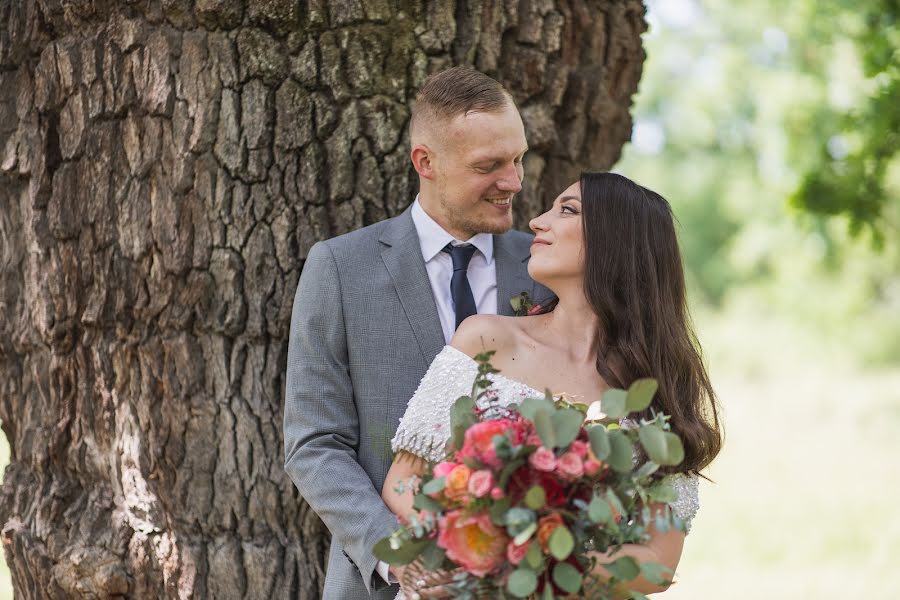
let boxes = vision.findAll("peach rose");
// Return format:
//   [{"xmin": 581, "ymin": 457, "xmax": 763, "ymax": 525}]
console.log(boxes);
[
  {"xmin": 557, "ymin": 451, "xmax": 584, "ymax": 479},
  {"xmin": 437, "ymin": 510, "xmax": 509, "ymax": 577},
  {"xmin": 433, "ymin": 461, "xmax": 458, "ymax": 479},
  {"xmin": 468, "ymin": 469, "xmax": 494, "ymax": 498},
  {"xmin": 529, "ymin": 446, "xmax": 557, "ymax": 472},
  {"xmin": 536, "ymin": 513, "xmax": 565, "ymax": 551},
  {"xmin": 506, "ymin": 540, "xmax": 530, "ymax": 565},
  {"xmin": 445, "ymin": 464, "xmax": 472, "ymax": 502}
]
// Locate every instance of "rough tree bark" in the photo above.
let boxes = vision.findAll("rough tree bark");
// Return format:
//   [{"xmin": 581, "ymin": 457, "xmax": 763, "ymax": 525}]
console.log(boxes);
[{"xmin": 0, "ymin": 0, "xmax": 646, "ymax": 597}]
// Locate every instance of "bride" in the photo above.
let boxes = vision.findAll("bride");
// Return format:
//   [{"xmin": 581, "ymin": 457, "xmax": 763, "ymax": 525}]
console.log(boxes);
[{"xmin": 382, "ymin": 172, "xmax": 723, "ymax": 597}]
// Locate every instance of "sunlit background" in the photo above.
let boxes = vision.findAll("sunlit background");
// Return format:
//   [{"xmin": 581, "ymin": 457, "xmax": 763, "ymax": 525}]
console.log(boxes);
[{"xmin": 2, "ymin": 0, "xmax": 897, "ymax": 597}]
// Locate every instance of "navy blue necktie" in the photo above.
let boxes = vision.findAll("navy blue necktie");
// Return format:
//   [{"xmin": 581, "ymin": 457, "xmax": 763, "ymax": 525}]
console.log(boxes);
[{"xmin": 443, "ymin": 243, "xmax": 478, "ymax": 329}]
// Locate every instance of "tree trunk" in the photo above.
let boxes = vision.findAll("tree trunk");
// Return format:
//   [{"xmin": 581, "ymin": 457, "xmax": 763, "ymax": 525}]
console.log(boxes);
[{"xmin": 0, "ymin": 0, "xmax": 646, "ymax": 597}]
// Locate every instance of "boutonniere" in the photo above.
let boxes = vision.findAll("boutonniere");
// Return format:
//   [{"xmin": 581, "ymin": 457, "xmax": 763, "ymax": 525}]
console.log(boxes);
[{"xmin": 509, "ymin": 291, "xmax": 543, "ymax": 316}]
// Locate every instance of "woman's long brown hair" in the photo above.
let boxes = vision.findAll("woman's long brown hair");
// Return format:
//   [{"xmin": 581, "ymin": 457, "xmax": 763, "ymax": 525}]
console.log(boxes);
[{"xmin": 546, "ymin": 172, "xmax": 722, "ymax": 473}]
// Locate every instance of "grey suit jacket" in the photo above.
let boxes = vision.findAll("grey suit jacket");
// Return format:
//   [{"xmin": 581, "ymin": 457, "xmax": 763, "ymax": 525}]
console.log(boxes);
[{"xmin": 284, "ymin": 208, "xmax": 550, "ymax": 599}]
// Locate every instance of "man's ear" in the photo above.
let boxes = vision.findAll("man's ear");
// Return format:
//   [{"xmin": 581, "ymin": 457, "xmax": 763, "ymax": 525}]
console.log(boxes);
[{"xmin": 411, "ymin": 144, "xmax": 435, "ymax": 180}]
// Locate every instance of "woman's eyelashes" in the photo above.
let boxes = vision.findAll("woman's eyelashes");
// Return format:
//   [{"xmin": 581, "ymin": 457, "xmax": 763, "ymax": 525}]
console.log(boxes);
[{"xmin": 561, "ymin": 204, "xmax": 579, "ymax": 215}]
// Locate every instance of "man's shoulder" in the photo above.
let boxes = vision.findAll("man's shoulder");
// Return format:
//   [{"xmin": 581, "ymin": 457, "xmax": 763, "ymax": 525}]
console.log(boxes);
[
  {"xmin": 495, "ymin": 228, "xmax": 534, "ymax": 253},
  {"xmin": 316, "ymin": 212, "xmax": 407, "ymax": 256}
]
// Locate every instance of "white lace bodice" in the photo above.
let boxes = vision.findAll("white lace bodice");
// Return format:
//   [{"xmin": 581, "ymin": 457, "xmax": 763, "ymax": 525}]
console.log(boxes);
[{"xmin": 391, "ymin": 345, "xmax": 700, "ymax": 530}]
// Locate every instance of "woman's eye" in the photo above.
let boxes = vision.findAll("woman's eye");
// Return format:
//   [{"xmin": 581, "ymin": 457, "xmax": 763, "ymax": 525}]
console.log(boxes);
[{"xmin": 561, "ymin": 205, "xmax": 578, "ymax": 214}]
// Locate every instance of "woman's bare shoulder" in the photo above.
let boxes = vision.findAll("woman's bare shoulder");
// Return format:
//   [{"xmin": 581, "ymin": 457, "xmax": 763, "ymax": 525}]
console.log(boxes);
[{"xmin": 450, "ymin": 314, "xmax": 527, "ymax": 359}]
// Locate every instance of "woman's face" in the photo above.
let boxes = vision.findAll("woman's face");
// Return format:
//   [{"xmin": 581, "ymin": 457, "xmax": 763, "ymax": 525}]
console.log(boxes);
[{"xmin": 527, "ymin": 181, "xmax": 585, "ymax": 285}]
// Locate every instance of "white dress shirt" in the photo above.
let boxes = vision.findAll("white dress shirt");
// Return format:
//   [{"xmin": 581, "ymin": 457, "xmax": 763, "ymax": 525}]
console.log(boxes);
[
  {"xmin": 375, "ymin": 198, "xmax": 499, "ymax": 586},
  {"xmin": 410, "ymin": 198, "xmax": 498, "ymax": 343}
]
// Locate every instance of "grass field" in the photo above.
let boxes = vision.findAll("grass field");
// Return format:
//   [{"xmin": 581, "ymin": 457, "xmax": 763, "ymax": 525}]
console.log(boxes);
[{"xmin": 1, "ymin": 313, "xmax": 898, "ymax": 598}]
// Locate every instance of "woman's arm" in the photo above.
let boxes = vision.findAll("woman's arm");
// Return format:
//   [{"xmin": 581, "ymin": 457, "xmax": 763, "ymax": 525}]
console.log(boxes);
[
  {"xmin": 381, "ymin": 450, "xmax": 429, "ymax": 520},
  {"xmin": 590, "ymin": 503, "xmax": 686, "ymax": 597}
]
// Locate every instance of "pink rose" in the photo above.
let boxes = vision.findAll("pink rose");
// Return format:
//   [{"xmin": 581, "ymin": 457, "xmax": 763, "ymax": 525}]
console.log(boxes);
[
  {"xmin": 584, "ymin": 458, "xmax": 607, "ymax": 478},
  {"xmin": 433, "ymin": 461, "xmax": 458, "ymax": 479},
  {"xmin": 506, "ymin": 540, "xmax": 530, "ymax": 565},
  {"xmin": 459, "ymin": 420, "xmax": 512, "ymax": 468},
  {"xmin": 557, "ymin": 452, "xmax": 584, "ymax": 479},
  {"xmin": 490, "ymin": 486, "xmax": 505, "ymax": 500},
  {"xmin": 468, "ymin": 469, "xmax": 494, "ymax": 498},
  {"xmin": 525, "ymin": 433, "xmax": 543, "ymax": 447},
  {"xmin": 529, "ymin": 446, "xmax": 557, "ymax": 472},
  {"xmin": 569, "ymin": 440, "xmax": 589, "ymax": 459},
  {"xmin": 437, "ymin": 510, "xmax": 509, "ymax": 577}
]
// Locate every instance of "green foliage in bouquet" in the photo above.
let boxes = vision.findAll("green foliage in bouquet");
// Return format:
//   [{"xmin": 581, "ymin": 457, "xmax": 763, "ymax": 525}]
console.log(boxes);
[{"xmin": 375, "ymin": 354, "xmax": 687, "ymax": 600}]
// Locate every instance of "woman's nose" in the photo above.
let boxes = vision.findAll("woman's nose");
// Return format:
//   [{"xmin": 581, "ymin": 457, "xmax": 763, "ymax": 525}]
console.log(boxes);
[{"xmin": 529, "ymin": 212, "xmax": 548, "ymax": 233}]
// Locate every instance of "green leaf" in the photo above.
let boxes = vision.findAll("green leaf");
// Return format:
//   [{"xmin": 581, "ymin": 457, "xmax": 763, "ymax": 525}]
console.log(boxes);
[
  {"xmin": 647, "ymin": 481, "xmax": 676, "ymax": 503},
  {"xmin": 534, "ymin": 409, "xmax": 556, "ymax": 448},
  {"xmin": 587, "ymin": 425, "xmax": 611, "ymax": 460},
  {"xmin": 548, "ymin": 526, "xmax": 574, "ymax": 561},
  {"xmin": 606, "ymin": 430, "xmax": 633, "ymax": 473},
  {"xmin": 519, "ymin": 396, "xmax": 555, "ymax": 422},
  {"xmin": 421, "ymin": 477, "xmax": 446, "ymax": 496},
  {"xmin": 420, "ymin": 543, "xmax": 446, "ymax": 571},
  {"xmin": 513, "ymin": 522, "xmax": 538, "ymax": 546},
  {"xmin": 525, "ymin": 541, "xmax": 543, "ymax": 570},
  {"xmin": 634, "ymin": 460, "xmax": 659, "ymax": 479},
  {"xmin": 412, "ymin": 492, "xmax": 444, "ymax": 512},
  {"xmin": 626, "ymin": 379, "xmax": 658, "ymax": 413},
  {"xmin": 542, "ymin": 584, "xmax": 555, "ymax": 600},
  {"xmin": 498, "ymin": 458, "xmax": 525, "ymax": 488},
  {"xmin": 638, "ymin": 425, "xmax": 668, "ymax": 465},
  {"xmin": 604, "ymin": 556, "xmax": 640, "ymax": 581},
  {"xmin": 640, "ymin": 561, "xmax": 674, "ymax": 586},
  {"xmin": 552, "ymin": 562, "xmax": 583, "ymax": 594},
  {"xmin": 507, "ymin": 569, "xmax": 538, "ymax": 598},
  {"xmin": 606, "ymin": 489, "xmax": 626, "ymax": 522},
  {"xmin": 489, "ymin": 496, "xmax": 512, "ymax": 525},
  {"xmin": 663, "ymin": 432, "xmax": 685, "ymax": 466},
  {"xmin": 525, "ymin": 485, "xmax": 546, "ymax": 510},
  {"xmin": 372, "ymin": 537, "xmax": 431, "ymax": 566},
  {"xmin": 601, "ymin": 388, "xmax": 628, "ymax": 420},
  {"xmin": 588, "ymin": 494, "xmax": 613, "ymax": 524},
  {"xmin": 552, "ymin": 408, "xmax": 584, "ymax": 448},
  {"xmin": 450, "ymin": 395, "xmax": 476, "ymax": 449}
]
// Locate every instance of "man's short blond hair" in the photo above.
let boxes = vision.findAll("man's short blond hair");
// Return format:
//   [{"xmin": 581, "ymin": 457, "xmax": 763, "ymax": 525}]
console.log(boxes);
[{"xmin": 410, "ymin": 66, "xmax": 513, "ymax": 143}]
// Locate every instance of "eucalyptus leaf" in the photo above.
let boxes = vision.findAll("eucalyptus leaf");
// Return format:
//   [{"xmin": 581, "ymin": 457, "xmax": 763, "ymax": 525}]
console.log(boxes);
[
  {"xmin": 520, "ymin": 396, "xmax": 555, "ymax": 422},
  {"xmin": 421, "ymin": 477, "xmax": 446, "ymax": 496},
  {"xmin": 372, "ymin": 537, "xmax": 430, "ymax": 566},
  {"xmin": 604, "ymin": 556, "xmax": 640, "ymax": 581},
  {"xmin": 638, "ymin": 425, "xmax": 668, "ymax": 465},
  {"xmin": 412, "ymin": 492, "xmax": 444, "ymax": 512},
  {"xmin": 513, "ymin": 522, "xmax": 538, "ymax": 546},
  {"xmin": 606, "ymin": 430, "xmax": 633, "ymax": 473},
  {"xmin": 507, "ymin": 569, "xmax": 538, "ymax": 598},
  {"xmin": 525, "ymin": 541, "xmax": 543, "ymax": 570},
  {"xmin": 588, "ymin": 494, "xmax": 613, "ymax": 524},
  {"xmin": 450, "ymin": 395, "xmax": 476, "ymax": 449},
  {"xmin": 647, "ymin": 481, "xmax": 676, "ymax": 503},
  {"xmin": 606, "ymin": 489, "xmax": 626, "ymax": 521},
  {"xmin": 663, "ymin": 432, "xmax": 685, "ymax": 466},
  {"xmin": 534, "ymin": 409, "xmax": 556, "ymax": 448},
  {"xmin": 552, "ymin": 408, "xmax": 584, "ymax": 448},
  {"xmin": 552, "ymin": 562, "xmax": 583, "ymax": 594},
  {"xmin": 634, "ymin": 460, "xmax": 660, "ymax": 479},
  {"xmin": 542, "ymin": 585, "xmax": 555, "ymax": 600},
  {"xmin": 587, "ymin": 425, "xmax": 611, "ymax": 460},
  {"xmin": 420, "ymin": 543, "xmax": 446, "ymax": 571},
  {"xmin": 489, "ymin": 497, "xmax": 512, "ymax": 525},
  {"xmin": 640, "ymin": 561, "xmax": 674, "ymax": 586},
  {"xmin": 601, "ymin": 388, "xmax": 628, "ymax": 420},
  {"xmin": 525, "ymin": 485, "xmax": 546, "ymax": 510},
  {"xmin": 626, "ymin": 379, "xmax": 658, "ymax": 413},
  {"xmin": 548, "ymin": 526, "xmax": 574, "ymax": 561}
]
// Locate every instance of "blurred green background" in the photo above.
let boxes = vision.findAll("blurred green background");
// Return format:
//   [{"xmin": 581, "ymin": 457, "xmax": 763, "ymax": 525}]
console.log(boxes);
[{"xmin": 1, "ymin": 0, "xmax": 897, "ymax": 597}]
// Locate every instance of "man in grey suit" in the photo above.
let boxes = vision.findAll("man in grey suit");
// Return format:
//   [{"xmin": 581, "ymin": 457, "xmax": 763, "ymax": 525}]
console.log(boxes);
[{"xmin": 284, "ymin": 67, "xmax": 549, "ymax": 599}]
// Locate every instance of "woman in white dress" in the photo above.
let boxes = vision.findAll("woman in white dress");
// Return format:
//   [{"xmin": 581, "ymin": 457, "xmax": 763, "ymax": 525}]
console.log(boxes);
[{"xmin": 382, "ymin": 172, "xmax": 723, "ymax": 597}]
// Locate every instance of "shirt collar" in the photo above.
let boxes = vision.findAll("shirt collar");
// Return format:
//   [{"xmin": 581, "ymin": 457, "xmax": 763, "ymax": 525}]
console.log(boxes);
[{"xmin": 410, "ymin": 197, "xmax": 494, "ymax": 263}]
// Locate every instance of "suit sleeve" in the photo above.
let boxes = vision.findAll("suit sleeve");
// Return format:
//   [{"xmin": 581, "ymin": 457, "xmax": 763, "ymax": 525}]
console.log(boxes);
[{"xmin": 283, "ymin": 241, "xmax": 398, "ymax": 593}]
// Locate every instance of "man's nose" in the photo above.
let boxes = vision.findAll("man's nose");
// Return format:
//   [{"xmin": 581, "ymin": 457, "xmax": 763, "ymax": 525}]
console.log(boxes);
[{"xmin": 495, "ymin": 163, "xmax": 523, "ymax": 193}]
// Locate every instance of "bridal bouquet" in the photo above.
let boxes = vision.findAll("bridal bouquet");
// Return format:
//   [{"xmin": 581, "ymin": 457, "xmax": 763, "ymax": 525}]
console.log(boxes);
[{"xmin": 376, "ymin": 353, "xmax": 688, "ymax": 600}]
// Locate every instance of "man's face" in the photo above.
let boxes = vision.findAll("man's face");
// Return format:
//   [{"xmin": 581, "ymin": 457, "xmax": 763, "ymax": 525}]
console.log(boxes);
[{"xmin": 426, "ymin": 102, "xmax": 528, "ymax": 240}]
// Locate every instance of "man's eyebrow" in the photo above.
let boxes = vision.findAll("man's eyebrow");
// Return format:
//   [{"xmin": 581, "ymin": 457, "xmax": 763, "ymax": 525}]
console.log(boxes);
[{"xmin": 471, "ymin": 146, "xmax": 530, "ymax": 163}]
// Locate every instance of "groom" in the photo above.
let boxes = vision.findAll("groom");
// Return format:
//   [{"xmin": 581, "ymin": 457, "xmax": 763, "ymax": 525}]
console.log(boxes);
[{"xmin": 284, "ymin": 66, "xmax": 549, "ymax": 599}]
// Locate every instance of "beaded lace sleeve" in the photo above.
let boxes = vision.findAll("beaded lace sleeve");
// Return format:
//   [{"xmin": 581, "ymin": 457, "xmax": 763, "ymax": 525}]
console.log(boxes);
[
  {"xmin": 391, "ymin": 346, "xmax": 479, "ymax": 463},
  {"xmin": 662, "ymin": 473, "xmax": 700, "ymax": 533}
]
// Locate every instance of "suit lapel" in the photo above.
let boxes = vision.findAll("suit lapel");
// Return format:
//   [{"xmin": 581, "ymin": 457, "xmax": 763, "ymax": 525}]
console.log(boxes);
[
  {"xmin": 380, "ymin": 211, "xmax": 445, "ymax": 363},
  {"xmin": 494, "ymin": 233, "xmax": 534, "ymax": 317}
]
